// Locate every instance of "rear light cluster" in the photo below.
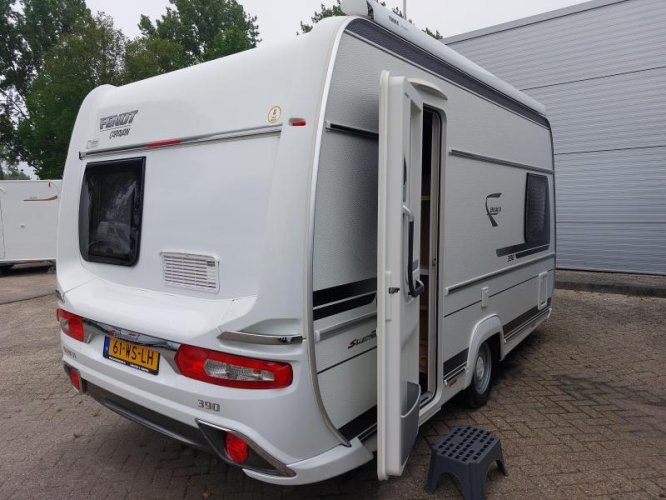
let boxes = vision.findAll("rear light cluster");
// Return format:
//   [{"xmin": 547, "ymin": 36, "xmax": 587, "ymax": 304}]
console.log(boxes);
[
  {"xmin": 56, "ymin": 308, "xmax": 84, "ymax": 342},
  {"xmin": 175, "ymin": 345, "xmax": 292, "ymax": 389}
]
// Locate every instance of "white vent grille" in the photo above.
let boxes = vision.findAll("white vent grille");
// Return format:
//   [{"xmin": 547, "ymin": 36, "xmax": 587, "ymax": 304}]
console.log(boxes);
[{"xmin": 161, "ymin": 252, "xmax": 219, "ymax": 293}]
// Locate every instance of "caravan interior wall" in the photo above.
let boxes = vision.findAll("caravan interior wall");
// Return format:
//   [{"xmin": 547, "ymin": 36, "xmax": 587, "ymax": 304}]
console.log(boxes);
[
  {"xmin": 0, "ymin": 180, "xmax": 61, "ymax": 264},
  {"xmin": 445, "ymin": 0, "xmax": 666, "ymax": 275}
]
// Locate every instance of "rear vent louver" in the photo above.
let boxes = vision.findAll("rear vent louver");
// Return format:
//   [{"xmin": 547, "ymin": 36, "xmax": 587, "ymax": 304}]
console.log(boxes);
[{"xmin": 161, "ymin": 252, "xmax": 219, "ymax": 293}]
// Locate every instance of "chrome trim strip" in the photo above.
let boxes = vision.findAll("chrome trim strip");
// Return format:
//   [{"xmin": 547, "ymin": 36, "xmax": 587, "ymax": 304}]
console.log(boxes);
[
  {"xmin": 445, "ymin": 252, "xmax": 555, "ymax": 294},
  {"xmin": 304, "ymin": 20, "xmax": 354, "ymax": 448},
  {"xmin": 325, "ymin": 120, "xmax": 379, "ymax": 139},
  {"xmin": 218, "ymin": 330, "xmax": 303, "ymax": 345},
  {"xmin": 314, "ymin": 312, "xmax": 377, "ymax": 343},
  {"xmin": 79, "ymin": 124, "xmax": 282, "ymax": 159},
  {"xmin": 196, "ymin": 419, "xmax": 295, "ymax": 478},
  {"xmin": 449, "ymin": 148, "xmax": 554, "ymax": 175}
]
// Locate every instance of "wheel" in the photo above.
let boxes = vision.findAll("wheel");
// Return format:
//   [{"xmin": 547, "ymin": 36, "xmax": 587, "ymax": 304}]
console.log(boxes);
[
  {"xmin": 465, "ymin": 341, "xmax": 493, "ymax": 408},
  {"xmin": 0, "ymin": 264, "xmax": 13, "ymax": 275}
]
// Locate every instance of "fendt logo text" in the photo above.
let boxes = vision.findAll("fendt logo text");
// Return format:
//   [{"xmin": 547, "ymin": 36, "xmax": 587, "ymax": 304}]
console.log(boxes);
[{"xmin": 99, "ymin": 110, "xmax": 139, "ymax": 139}]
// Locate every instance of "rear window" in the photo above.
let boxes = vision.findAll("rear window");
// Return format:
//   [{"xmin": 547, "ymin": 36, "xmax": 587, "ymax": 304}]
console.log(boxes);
[{"xmin": 79, "ymin": 157, "xmax": 145, "ymax": 266}]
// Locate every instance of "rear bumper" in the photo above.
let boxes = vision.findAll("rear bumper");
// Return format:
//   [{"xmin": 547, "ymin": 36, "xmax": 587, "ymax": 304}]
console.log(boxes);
[{"xmin": 80, "ymin": 378, "xmax": 374, "ymax": 485}]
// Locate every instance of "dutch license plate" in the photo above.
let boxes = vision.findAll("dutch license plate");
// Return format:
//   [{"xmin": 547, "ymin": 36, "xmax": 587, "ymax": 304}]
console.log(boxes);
[{"xmin": 103, "ymin": 336, "xmax": 160, "ymax": 375}]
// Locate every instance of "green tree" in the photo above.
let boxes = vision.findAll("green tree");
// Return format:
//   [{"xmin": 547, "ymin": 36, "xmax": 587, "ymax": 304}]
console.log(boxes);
[
  {"xmin": 18, "ymin": 13, "xmax": 126, "ymax": 178},
  {"xmin": 137, "ymin": 0, "xmax": 259, "ymax": 65},
  {"xmin": 124, "ymin": 36, "xmax": 190, "ymax": 82},
  {"xmin": 300, "ymin": 1, "xmax": 343, "ymax": 33},
  {"xmin": 0, "ymin": 0, "xmax": 90, "ymax": 170}
]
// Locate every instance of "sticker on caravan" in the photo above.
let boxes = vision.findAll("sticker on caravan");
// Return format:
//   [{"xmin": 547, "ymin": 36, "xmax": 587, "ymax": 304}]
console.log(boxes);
[
  {"xmin": 485, "ymin": 193, "xmax": 502, "ymax": 227},
  {"xmin": 267, "ymin": 106, "xmax": 282, "ymax": 124}
]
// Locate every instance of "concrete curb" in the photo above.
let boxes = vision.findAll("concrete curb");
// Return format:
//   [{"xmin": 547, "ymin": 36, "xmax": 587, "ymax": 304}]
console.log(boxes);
[{"xmin": 556, "ymin": 280, "xmax": 666, "ymax": 298}]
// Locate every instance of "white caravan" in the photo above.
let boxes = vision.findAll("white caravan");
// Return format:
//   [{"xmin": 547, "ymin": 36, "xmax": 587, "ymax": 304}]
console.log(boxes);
[
  {"xmin": 57, "ymin": 0, "xmax": 555, "ymax": 485},
  {"xmin": 0, "ymin": 179, "xmax": 61, "ymax": 271}
]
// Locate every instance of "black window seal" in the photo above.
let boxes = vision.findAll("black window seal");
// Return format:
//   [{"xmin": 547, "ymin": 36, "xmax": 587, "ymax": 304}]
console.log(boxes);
[{"xmin": 79, "ymin": 156, "xmax": 146, "ymax": 267}]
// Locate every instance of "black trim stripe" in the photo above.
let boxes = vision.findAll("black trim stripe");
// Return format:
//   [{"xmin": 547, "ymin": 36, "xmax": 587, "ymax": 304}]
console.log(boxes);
[
  {"xmin": 313, "ymin": 278, "xmax": 377, "ymax": 308},
  {"xmin": 443, "ymin": 348, "xmax": 469, "ymax": 377},
  {"xmin": 346, "ymin": 19, "xmax": 549, "ymax": 128},
  {"xmin": 340, "ymin": 406, "xmax": 377, "ymax": 441},
  {"xmin": 516, "ymin": 244, "xmax": 550, "ymax": 259},
  {"xmin": 326, "ymin": 122, "xmax": 379, "ymax": 140},
  {"xmin": 502, "ymin": 299, "xmax": 551, "ymax": 338},
  {"xmin": 317, "ymin": 346, "xmax": 376, "ymax": 375},
  {"xmin": 497, "ymin": 242, "xmax": 549, "ymax": 258},
  {"xmin": 313, "ymin": 293, "xmax": 376, "ymax": 321}
]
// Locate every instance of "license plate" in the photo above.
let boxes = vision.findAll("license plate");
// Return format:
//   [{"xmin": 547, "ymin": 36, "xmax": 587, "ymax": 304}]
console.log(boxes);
[{"xmin": 103, "ymin": 336, "xmax": 160, "ymax": 375}]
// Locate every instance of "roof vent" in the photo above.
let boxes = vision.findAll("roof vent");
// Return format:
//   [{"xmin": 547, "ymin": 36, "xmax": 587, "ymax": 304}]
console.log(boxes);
[{"xmin": 161, "ymin": 252, "xmax": 219, "ymax": 293}]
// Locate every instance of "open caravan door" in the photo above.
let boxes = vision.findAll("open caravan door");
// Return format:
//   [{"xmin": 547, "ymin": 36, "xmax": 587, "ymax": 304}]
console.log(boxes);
[{"xmin": 377, "ymin": 70, "xmax": 426, "ymax": 480}]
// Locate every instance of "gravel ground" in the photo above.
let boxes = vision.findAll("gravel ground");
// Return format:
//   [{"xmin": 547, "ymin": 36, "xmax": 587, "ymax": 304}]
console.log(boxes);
[{"xmin": 0, "ymin": 269, "xmax": 665, "ymax": 499}]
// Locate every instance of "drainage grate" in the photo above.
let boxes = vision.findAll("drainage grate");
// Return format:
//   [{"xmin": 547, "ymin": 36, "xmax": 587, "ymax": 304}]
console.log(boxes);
[{"xmin": 161, "ymin": 252, "xmax": 219, "ymax": 292}]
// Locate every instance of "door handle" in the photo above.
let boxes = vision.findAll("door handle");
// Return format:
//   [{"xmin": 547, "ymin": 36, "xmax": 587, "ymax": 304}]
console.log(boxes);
[{"xmin": 402, "ymin": 205, "xmax": 425, "ymax": 298}]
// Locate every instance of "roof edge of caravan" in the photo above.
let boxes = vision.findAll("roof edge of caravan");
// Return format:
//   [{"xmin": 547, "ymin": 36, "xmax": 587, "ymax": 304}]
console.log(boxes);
[{"xmin": 339, "ymin": 0, "xmax": 547, "ymax": 116}]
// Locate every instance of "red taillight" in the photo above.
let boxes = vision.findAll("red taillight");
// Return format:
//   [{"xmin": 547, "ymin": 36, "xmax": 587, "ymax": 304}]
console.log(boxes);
[
  {"xmin": 175, "ymin": 345, "xmax": 292, "ymax": 389},
  {"xmin": 225, "ymin": 434, "xmax": 249, "ymax": 464},
  {"xmin": 56, "ymin": 308, "xmax": 84, "ymax": 342},
  {"xmin": 289, "ymin": 118, "xmax": 307, "ymax": 127}
]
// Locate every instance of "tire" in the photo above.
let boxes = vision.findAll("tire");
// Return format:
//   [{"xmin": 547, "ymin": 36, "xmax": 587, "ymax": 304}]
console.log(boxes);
[
  {"xmin": 0, "ymin": 264, "xmax": 13, "ymax": 275},
  {"xmin": 465, "ymin": 341, "xmax": 493, "ymax": 408}
]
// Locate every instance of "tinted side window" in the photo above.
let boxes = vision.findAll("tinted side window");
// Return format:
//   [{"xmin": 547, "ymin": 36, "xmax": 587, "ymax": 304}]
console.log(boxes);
[
  {"xmin": 79, "ymin": 158, "xmax": 145, "ymax": 266},
  {"xmin": 525, "ymin": 173, "xmax": 550, "ymax": 247}
]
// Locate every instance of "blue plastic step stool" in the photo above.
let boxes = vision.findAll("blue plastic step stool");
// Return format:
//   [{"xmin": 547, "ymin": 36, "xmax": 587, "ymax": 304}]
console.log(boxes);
[{"xmin": 425, "ymin": 426, "xmax": 507, "ymax": 498}]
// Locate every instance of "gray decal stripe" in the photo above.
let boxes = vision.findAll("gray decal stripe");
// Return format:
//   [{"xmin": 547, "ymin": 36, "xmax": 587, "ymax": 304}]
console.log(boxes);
[{"xmin": 346, "ymin": 19, "xmax": 549, "ymax": 128}]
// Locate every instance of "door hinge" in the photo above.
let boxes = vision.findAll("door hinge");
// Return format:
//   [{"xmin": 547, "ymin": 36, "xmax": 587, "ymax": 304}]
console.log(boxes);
[{"xmin": 388, "ymin": 287, "xmax": 400, "ymax": 294}]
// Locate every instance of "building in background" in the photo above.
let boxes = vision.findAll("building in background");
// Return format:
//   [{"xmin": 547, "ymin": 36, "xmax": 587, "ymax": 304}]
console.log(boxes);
[{"xmin": 445, "ymin": 0, "xmax": 665, "ymax": 275}]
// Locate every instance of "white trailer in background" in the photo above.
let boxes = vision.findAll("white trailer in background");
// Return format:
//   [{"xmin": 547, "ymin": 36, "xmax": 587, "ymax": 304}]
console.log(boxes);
[
  {"xmin": 0, "ymin": 180, "xmax": 61, "ymax": 271},
  {"xmin": 56, "ymin": 0, "xmax": 555, "ymax": 485}
]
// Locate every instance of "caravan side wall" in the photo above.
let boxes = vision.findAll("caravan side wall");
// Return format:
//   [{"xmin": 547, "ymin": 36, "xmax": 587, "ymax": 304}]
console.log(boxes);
[
  {"xmin": 312, "ymin": 20, "xmax": 554, "ymax": 433},
  {"xmin": 0, "ymin": 180, "xmax": 61, "ymax": 264}
]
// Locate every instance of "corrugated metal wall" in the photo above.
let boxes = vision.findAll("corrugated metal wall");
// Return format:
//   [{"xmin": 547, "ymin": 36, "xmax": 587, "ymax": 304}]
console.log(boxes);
[{"xmin": 446, "ymin": 0, "xmax": 666, "ymax": 274}]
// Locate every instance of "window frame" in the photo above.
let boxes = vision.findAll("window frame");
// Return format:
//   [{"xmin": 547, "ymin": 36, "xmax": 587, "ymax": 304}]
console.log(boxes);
[{"xmin": 78, "ymin": 157, "xmax": 146, "ymax": 266}]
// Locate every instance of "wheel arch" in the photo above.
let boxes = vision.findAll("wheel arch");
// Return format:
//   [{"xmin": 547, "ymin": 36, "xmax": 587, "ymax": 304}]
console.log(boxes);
[{"xmin": 464, "ymin": 315, "xmax": 503, "ymax": 389}]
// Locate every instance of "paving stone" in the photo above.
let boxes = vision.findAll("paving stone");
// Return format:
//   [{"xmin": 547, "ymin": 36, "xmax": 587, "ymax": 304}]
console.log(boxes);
[{"xmin": 1, "ymin": 272, "xmax": 665, "ymax": 499}]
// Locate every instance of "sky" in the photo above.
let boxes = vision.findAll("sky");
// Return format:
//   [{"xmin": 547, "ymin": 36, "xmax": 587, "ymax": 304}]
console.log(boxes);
[{"xmin": 86, "ymin": 0, "xmax": 589, "ymax": 44}]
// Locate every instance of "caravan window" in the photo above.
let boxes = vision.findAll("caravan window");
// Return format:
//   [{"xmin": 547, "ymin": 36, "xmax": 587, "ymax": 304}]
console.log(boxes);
[
  {"xmin": 79, "ymin": 158, "xmax": 145, "ymax": 266},
  {"xmin": 524, "ymin": 173, "xmax": 550, "ymax": 246}
]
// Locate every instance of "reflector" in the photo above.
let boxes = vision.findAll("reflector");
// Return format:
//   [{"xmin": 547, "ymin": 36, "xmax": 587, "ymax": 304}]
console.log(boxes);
[{"xmin": 225, "ymin": 433, "xmax": 249, "ymax": 464}]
